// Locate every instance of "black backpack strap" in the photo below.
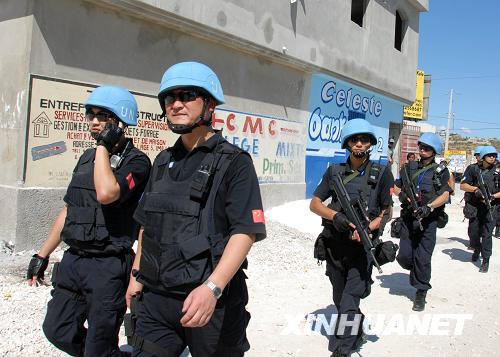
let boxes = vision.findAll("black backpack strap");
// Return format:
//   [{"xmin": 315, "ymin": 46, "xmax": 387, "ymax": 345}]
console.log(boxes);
[
  {"xmin": 365, "ymin": 162, "xmax": 386, "ymax": 217},
  {"xmin": 411, "ymin": 163, "xmax": 438, "ymax": 183},
  {"xmin": 327, "ymin": 164, "xmax": 347, "ymax": 182},
  {"xmin": 198, "ymin": 142, "xmax": 246, "ymax": 235}
]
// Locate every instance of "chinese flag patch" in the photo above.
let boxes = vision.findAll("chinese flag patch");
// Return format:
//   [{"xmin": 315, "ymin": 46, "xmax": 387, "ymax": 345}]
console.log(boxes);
[
  {"xmin": 126, "ymin": 173, "xmax": 135, "ymax": 190},
  {"xmin": 252, "ymin": 209, "xmax": 265, "ymax": 224}
]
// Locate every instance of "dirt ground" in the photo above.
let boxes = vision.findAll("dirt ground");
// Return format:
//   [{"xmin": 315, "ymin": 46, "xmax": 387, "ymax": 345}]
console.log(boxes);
[{"xmin": 1, "ymin": 189, "xmax": 499, "ymax": 356}]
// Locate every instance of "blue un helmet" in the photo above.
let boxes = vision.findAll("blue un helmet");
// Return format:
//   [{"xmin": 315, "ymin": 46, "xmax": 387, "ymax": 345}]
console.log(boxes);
[
  {"xmin": 158, "ymin": 61, "xmax": 224, "ymax": 134},
  {"xmin": 340, "ymin": 119, "xmax": 377, "ymax": 149},
  {"xmin": 418, "ymin": 132, "xmax": 443, "ymax": 155},
  {"xmin": 474, "ymin": 146, "xmax": 484, "ymax": 155},
  {"xmin": 85, "ymin": 86, "xmax": 138, "ymax": 126},
  {"xmin": 479, "ymin": 145, "xmax": 498, "ymax": 159}
]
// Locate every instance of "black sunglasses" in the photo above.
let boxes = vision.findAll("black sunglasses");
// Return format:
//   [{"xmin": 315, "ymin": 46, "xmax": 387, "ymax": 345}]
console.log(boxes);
[
  {"xmin": 163, "ymin": 89, "xmax": 200, "ymax": 106},
  {"xmin": 418, "ymin": 144, "xmax": 434, "ymax": 152},
  {"xmin": 85, "ymin": 110, "xmax": 115, "ymax": 122},
  {"xmin": 349, "ymin": 135, "xmax": 371, "ymax": 144}
]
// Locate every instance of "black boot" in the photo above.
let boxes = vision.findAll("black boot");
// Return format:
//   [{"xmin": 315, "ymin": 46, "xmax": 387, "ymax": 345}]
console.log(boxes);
[
  {"xmin": 471, "ymin": 249, "xmax": 480, "ymax": 262},
  {"xmin": 495, "ymin": 226, "xmax": 500, "ymax": 238},
  {"xmin": 412, "ymin": 289, "xmax": 427, "ymax": 312},
  {"xmin": 330, "ymin": 350, "xmax": 349, "ymax": 357},
  {"xmin": 479, "ymin": 258, "xmax": 489, "ymax": 273}
]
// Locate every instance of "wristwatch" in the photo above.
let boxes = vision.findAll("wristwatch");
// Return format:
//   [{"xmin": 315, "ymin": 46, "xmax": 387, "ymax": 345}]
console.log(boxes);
[{"xmin": 204, "ymin": 279, "xmax": 222, "ymax": 300}]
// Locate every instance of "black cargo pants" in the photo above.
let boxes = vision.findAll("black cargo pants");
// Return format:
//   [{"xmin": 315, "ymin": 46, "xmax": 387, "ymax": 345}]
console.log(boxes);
[
  {"xmin": 469, "ymin": 206, "xmax": 496, "ymax": 259},
  {"xmin": 397, "ymin": 216, "xmax": 437, "ymax": 290},
  {"xmin": 133, "ymin": 270, "xmax": 250, "ymax": 357},
  {"xmin": 325, "ymin": 238, "xmax": 372, "ymax": 355},
  {"xmin": 43, "ymin": 249, "xmax": 133, "ymax": 356}
]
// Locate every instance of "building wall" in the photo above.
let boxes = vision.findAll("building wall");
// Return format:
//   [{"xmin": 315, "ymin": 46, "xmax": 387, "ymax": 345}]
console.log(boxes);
[{"xmin": 0, "ymin": 0, "xmax": 427, "ymax": 249}]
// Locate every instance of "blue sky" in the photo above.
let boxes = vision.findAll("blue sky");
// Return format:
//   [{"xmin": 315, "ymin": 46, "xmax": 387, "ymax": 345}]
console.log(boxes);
[{"xmin": 418, "ymin": 0, "xmax": 500, "ymax": 139}]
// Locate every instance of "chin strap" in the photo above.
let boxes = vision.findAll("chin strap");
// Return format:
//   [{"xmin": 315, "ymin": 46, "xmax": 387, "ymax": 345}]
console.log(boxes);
[
  {"xmin": 167, "ymin": 97, "xmax": 212, "ymax": 134},
  {"xmin": 350, "ymin": 147, "xmax": 372, "ymax": 159}
]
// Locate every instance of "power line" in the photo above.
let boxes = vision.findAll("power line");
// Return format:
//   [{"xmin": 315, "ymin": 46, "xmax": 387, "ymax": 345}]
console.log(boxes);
[
  {"xmin": 453, "ymin": 128, "xmax": 499, "ymax": 131},
  {"xmin": 432, "ymin": 75, "xmax": 500, "ymax": 80},
  {"xmin": 427, "ymin": 115, "xmax": 499, "ymax": 126}
]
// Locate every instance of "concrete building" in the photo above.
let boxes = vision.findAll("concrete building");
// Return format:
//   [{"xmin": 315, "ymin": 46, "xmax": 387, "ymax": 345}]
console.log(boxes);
[{"xmin": 0, "ymin": 0, "xmax": 428, "ymax": 249}]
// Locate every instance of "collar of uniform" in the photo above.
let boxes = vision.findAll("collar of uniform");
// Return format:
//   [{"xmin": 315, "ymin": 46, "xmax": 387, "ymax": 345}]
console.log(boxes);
[
  {"xmin": 417, "ymin": 158, "xmax": 435, "ymax": 168},
  {"xmin": 171, "ymin": 130, "xmax": 223, "ymax": 156},
  {"xmin": 345, "ymin": 158, "xmax": 370, "ymax": 174}
]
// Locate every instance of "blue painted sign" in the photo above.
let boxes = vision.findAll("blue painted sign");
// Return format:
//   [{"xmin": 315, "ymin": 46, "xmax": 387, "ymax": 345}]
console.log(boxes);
[{"xmin": 306, "ymin": 73, "xmax": 403, "ymax": 197}]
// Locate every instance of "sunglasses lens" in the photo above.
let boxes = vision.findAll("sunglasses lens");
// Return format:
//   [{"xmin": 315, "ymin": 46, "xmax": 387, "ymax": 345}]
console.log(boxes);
[
  {"xmin": 86, "ymin": 111, "xmax": 112, "ymax": 122},
  {"xmin": 164, "ymin": 90, "xmax": 199, "ymax": 105},
  {"xmin": 350, "ymin": 135, "xmax": 370, "ymax": 144}
]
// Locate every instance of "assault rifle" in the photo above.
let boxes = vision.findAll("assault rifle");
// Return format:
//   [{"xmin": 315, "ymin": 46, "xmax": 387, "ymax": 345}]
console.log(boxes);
[
  {"xmin": 330, "ymin": 173, "xmax": 383, "ymax": 273},
  {"xmin": 400, "ymin": 165, "xmax": 424, "ymax": 231},
  {"xmin": 477, "ymin": 168, "xmax": 494, "ymax": 221}
]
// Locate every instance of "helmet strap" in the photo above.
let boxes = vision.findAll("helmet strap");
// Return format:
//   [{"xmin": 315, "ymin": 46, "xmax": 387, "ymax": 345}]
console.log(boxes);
[
  {"xmin": 167, "ymin": 97, "xmax": 212, "ymax": 134},
  {"xmin": 348, "ymin": 146, "xmax": 372, "ymax": 159}
]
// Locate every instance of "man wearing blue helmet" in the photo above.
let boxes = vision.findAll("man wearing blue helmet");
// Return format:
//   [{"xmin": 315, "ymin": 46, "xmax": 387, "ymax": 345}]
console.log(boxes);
[
  {"xmin": 460, "ymin": 145, "xmax": 500, "ymax": 272},
  {"xmin": 496, "ymin": 159, "xmax": 500, "ymax": 238},
  {"xmin": 26, "ymin": 86, "xmax": 151, "ymax": 356},
  {"xmin": 462, "ymin": 146, "xmax": 485, "ymax": 250},
  {"xmin": 394, "ymin": 132, "xmax": 452, "ymax": 311},
  {"xmin": 310, "ymin": 119, "xmax": 394, "ymax": 357},
  {"xmin": 126, "ymin": 62, "xmax": 266, "ymax": 357}
]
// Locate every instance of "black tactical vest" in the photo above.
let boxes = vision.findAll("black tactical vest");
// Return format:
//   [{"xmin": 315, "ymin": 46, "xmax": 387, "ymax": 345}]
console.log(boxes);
[
  {"xmin": 474, "ymin": 165, "xmax": 500, "ymax": 207},
  {"xmin": 60, "ymin": 146, "xmax": 143, "ymax": 253},
  {"xmin": 407, "ymin": 160, "xmax": 442, "ymax": 206},
  {"xmin": 137, "ymin": 140, "xmax": 246, "ymax": 295},
  {"xmin": 327, "ymin": 161, "xmax": 386, "ymax": 220}
]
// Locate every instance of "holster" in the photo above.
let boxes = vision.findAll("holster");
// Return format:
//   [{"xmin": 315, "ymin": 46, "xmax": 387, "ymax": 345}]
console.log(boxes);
[
  {"xmin": 390, "ymin": 217, "xmax": 403, "ymax": 238},
  {"xmin": 437, "ymin": 211, "xmax": 449, "ymax": 229},
  {"xmin": 124, "ymin": 294, "xmax": 140, "ymax": 341},
  {"xmin": 463, "ymin": 202, "xmax": 477, "ymax": 219},
  {"xmin": 51, "ymin": 262, "xmax": 60, "ymax": 285},
  {"xmin": 314, "ymin": 233, "xmax": 328, "ymax": 263},
  {"xmin": 124, "ymin": 293, "xmax": 179, "ymax": 357}
]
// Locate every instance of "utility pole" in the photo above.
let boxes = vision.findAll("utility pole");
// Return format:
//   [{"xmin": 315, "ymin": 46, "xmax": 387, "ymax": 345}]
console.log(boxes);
[{"xmin": 444, "ymin": 89, "xmax": 453, "ymax": 154}]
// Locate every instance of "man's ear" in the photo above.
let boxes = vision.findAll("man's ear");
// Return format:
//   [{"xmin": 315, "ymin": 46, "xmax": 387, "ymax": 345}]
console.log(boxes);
[{"xmin": 204, "ymin": 98, "xmax": 217, "ymax": 120}]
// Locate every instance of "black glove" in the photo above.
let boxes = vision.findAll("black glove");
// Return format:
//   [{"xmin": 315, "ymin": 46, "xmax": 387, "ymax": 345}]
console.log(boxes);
[
  {"xmin": 27, "ymin": 254, "xmax": 49, "ymax": 281},
  {"xmin": 331, "ymin": 212, "xmax": 352, "ymax": 232},
  {"xmin": 415, "ymin": 205, "xmax": 432, "ymax": 219},
  {"xmin": 398, "ymin": 191, "xmax": 409, "ymax": 203},
  {"xmin": 97, "ymin": 122, "xmax": 123, "ymax": 152},
  {"xmin": 474, "ymin": 189, "xmax": 484, "ymax": 200}
]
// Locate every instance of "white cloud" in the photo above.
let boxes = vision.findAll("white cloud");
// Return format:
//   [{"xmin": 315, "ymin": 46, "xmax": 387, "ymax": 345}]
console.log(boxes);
[{"xmin": 460, "ymin": 127, "xmax": 472, "ymax": 134}]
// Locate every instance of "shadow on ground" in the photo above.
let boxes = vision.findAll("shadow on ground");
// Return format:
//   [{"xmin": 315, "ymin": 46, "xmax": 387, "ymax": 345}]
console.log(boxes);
[
  {"xmin": 307, "ymin": 304, "xmax": 380, "ymax": 347},
  {"xmin": 376, "ymin": 272, "xmax": 414, "ymax": 302},
  {"xmin": 447, "ymin": 236, "xmax": 470, "ymax": 248},
  {"xmin": 442, "ymin": 248, "xmax": 474, "ymax": 263}
]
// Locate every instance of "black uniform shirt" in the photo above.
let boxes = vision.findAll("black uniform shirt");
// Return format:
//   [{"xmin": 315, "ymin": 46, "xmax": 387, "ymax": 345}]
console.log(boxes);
[
  {"xmin": 134, "ymin": 132, "xmax": 266, "ymax": 242},
  {"xmin": 314, "ymin": 158, "xmax": 394, "ymax": 211}
]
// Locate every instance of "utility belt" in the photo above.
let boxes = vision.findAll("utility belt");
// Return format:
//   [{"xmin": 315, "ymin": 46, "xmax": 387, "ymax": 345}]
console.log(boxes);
[
  {"xmin": 67, "ymin": 245, "xmax": 133, "ymax": 258},
  {"xmin": 135, "ymin": 265, "xmax": 246, "ymax": 302},
  {"xmin": 398, "ymin": 207, "xmax": 448, "ymax": 230}
]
